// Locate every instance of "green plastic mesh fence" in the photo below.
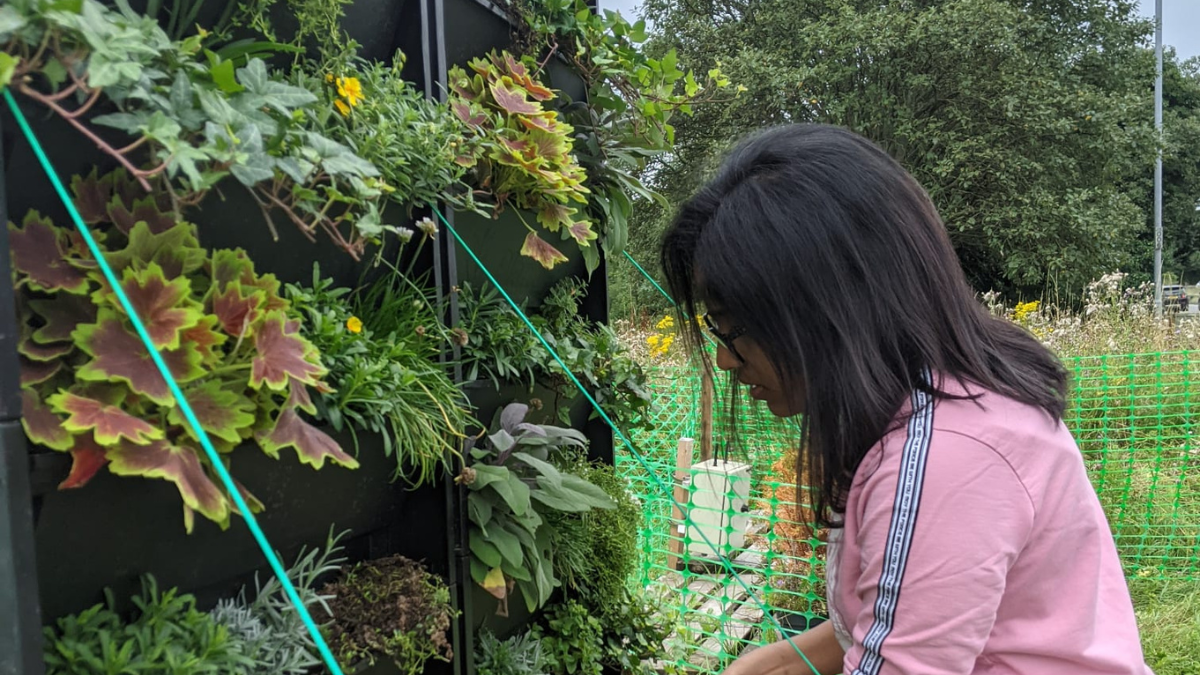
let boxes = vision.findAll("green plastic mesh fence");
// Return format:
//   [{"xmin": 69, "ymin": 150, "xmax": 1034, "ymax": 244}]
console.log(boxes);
[{"xmin": 617, "ymin": 351, "xmax": 1200, "ymax": 673}]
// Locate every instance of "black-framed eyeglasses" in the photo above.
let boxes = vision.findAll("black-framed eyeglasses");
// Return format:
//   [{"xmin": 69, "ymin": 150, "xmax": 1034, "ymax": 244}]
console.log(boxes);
[{"xmin": 702, "ymin": 313, "xmax": 747, "ymax": 362}]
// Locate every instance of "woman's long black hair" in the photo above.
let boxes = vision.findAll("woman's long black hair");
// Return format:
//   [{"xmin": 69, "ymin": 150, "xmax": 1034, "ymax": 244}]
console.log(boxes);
[{"xmin": 661, "ymin": 124, "xmax": 1068, "ymax": 528}]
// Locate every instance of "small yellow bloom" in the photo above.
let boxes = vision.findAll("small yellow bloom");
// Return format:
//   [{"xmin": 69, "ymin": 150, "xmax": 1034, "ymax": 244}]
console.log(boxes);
[
  {"xmin": 336, "ymin": 76, "xmax": 364, "ymax": 107},
  {"xmin": 647, "ymin": 335, "xmax": 661, "ymax": 347},
  {"xmin": 346, "ymin": 316, "xmax": 363, "ymax": 333},
  {"xmin": 656, "ymin": 315, "xmax": 675, "ymax": 330},
  {"xmin": 325, "ymin": 73, "xmax": 335, "ymax": 83},
  {"xmin": 334, "ymin": 99, "xmax": 351, "ymax": 117}
]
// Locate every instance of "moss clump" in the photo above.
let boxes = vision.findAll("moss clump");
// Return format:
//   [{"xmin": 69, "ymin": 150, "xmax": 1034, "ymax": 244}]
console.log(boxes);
[{"xmin": 320, "ymin": 555, "xmax": 454, "ymax": 675}]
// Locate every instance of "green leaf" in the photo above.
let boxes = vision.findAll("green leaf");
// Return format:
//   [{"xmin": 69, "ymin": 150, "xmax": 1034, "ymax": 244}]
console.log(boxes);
[
  {"xmin": 0, "ymin": 53, "xmax": 18, "ymax": 88},
  {"xmin": 532, "ymin": 473, "xmax": 616, "ymax": 512},
  {"xmin": 470, "ymin": 533, "xmax": 503, "ymax": 567},
  {"xmin": 487, "ymin": 429, "xmax": 515, "ymax": 453},
  {"xmin": 489, "ymin": 472, "xmax": 532, "ymax": 516},
  {"xmin": 511, "ymin": 451, "xmax": 563, "ymax": 488},
  {"xmin": 470, "ymin": 464, "xmax": 509, "ymax": 490},
  {"xmin": 209, "ymin": 59, "xmax": 244, "ymax": 94},
  {"xmin": 468, "ymin": 494, "xmax": 494, "ymax": 528},
  {"xmin": 489, "ymin": 524, "xmax": 524, "ymax": 568}
]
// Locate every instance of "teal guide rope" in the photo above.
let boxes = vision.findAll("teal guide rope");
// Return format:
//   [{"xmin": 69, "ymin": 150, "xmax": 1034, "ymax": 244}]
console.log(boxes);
[
  {"xmin": 435, "ymin": 211, "xmax": 822, "ymax": 674},
  {"xmin": 3, "ymin": 89, "xmax": 347, "ymax": 675}
]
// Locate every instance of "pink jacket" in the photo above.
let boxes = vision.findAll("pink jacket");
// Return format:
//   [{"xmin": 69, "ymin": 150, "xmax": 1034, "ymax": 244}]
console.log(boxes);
[{"xmin": 825, "ymin": 373, "xmax": 1153, "ymax": 675}]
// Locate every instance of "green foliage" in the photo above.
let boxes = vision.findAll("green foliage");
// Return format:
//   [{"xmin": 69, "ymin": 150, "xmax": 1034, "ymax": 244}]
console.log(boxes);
[
  {"xmin": 11, "ymin": 168, "xmax": 356, "ymax": 532},
  {"xmin": 44, "ymin": 576, "xmax": 254, "ymax": 675},
  {"xmin": 319, "ymin": 555, "xmax": 456, "ymax": 675},
  {"xmin": 305, "ymin": 52, "xmax": 477, "ymax": 217},
  {"xmin": 629, "ymin": 0, "xmax": 1160, "ymax": 299},
  {"xmin": 209, "ymin": 529, "xmax": 350, "ymax": 674},
  {"xmin": 1, "ymin": 0, "xmax": 395, "ymax": 257},
  {"xmin": 502, "ymin": 0, "xmax": 736, "ymax": 273},
  {"xmin": 532, "ymin": 600, "xmax": 605, "ymax": 675},
  {"xmin": 448, "ymin": 50, "xmax": 595, "ymax": 270},
  {"xmin": 455, "ymin": 278, "xmax": 655, "ymax": 433},
  {"xmin": 475, "ymin": 630, "xmax": 548, "ymax": 675},
  {"xmin": 285, "ymin": 253, "xmax": 475, "ymax": 487},
  {"xmin": 531, "ymin": 590, "xmax": 676, "ymax": 675},
  {"xmin": 462, "ymin": 402, "xmax": 615, "ymax": 614},
  {"xmin": 546, "ymin": 460, "xmax": 640, "ymax": 608}
]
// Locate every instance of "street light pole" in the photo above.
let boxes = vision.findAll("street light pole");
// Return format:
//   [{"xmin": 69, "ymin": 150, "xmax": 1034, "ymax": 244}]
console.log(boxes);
[{"xmin": 1153, "ymin": 0, "xmax": 1164, "ymax": 317}]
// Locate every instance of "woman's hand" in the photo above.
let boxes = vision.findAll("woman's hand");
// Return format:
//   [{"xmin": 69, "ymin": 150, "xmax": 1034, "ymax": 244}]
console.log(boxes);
[{"xmin": 722, "ymin": 622, "xmax": 844, "ymax": 675}]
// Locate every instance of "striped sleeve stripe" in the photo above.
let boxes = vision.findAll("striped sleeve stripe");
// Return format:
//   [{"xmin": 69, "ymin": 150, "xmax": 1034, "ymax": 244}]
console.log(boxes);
[{"xmin": 852, "ymin": 369, "xmax": 935, "ymax": 675}]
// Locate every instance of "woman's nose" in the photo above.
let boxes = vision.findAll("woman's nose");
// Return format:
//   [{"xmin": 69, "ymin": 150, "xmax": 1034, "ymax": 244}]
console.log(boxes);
[{"xmin": 715, "ymin": 344, "xmax": 740, "ymax": 371}]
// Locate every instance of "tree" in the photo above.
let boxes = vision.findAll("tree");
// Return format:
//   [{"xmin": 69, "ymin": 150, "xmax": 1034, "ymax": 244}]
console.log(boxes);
[{"xmin": 616, "ymin": 0, "xmax": 1159, "ymax": 308}]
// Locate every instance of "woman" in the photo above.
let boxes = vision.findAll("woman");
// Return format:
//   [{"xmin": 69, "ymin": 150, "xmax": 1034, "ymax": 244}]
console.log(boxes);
[{"xmin": 660, "ymin": 125, "xmax": 1152, "ymax": 675}]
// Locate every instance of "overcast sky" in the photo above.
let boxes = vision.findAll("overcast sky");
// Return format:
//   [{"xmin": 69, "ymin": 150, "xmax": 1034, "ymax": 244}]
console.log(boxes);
[{"xmin": 597, "ymin": 0, "xmax": 1198, "ymax": 62}]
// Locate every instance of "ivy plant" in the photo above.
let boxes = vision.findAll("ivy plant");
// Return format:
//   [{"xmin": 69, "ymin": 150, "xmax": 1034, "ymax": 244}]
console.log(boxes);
[
  {"xmin": 448, "ymin": 50, "xmax": 596, "ymax": 270},
  {"xmin": 0, "ymin": 0, "xmax": 395, "ymax": 257},
  {"xmin": 459, "ymin": 402, "xmax": 615, "ymax": 615},
  {"xmin": 11, "ymin": 168, "xmax": 357, "ymax": 532}
]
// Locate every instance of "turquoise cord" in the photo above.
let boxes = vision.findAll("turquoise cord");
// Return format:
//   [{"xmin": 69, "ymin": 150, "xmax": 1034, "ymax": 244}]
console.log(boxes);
[
  {"xmin": 4, "ymin": 89, "xmax": 346, "ymax": 675},
  {"xmin": 435, "ymin": 211, "xmax": 821, "ymax": 674},
  {"xmin": 622, "ymin": 249, "xmax": 674, "ymax": 304}
]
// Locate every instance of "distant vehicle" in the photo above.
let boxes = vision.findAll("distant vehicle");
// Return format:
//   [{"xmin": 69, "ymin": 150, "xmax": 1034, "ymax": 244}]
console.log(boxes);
[{"xmin": 1163, "ymin": 285, "xmax": 1189, "ymax": 311}]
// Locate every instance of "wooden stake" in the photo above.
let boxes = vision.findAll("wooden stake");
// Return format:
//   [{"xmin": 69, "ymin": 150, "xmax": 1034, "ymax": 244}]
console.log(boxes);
[{"xmin": 668, "ymin": 437, "xmax": 695, "ymax": 571}]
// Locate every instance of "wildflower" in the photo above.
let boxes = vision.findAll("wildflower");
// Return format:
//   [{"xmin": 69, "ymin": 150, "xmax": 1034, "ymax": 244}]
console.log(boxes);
[
  {"xmin": 325, "ymin": 73, "xmax": 335, "ymax": 83},
  {"xmin": 451, "ymin": 327, "xmax": 470, "ymax": 347},
  {"xmin": 396, "ymin": 226, "xmax": 415, "ymax": 244},
  {"xmin": 336, "ymin": 76, "xmax": 364, "ymax": 107},
  {"xmin": 334, "ymin": 99, "xmax": 351, "ymax": 117},
  {"xmin": 656, "ymin": 315, "xmax": 675, "ymax": 330},
  {"xmin": 346, "ymin": 316, "xmax": 363, "ymax": 334},
  {"xmin": 415, "ymin": 325, "xmax": 427, "ymax": 336},
  {"xmin": 417, "ymin": 216, "xmax": 437, "ymax": 238},
  {"xmin": 647, "ymin": 335, "xmax": 661, "ymax": 347}
]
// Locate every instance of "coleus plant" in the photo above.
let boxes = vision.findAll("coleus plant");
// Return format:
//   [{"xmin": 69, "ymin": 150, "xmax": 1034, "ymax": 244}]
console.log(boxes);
[
  {"xmin": 447, "ymin": 50, "xmax": 597, "ymax": 270},
  {"xmin": 10, "ymin": 167, "xmax": 358, "ymax": 532},
  {"xmin": 459, "ymin": 402, "xmax": 614, "ymax": 616}
]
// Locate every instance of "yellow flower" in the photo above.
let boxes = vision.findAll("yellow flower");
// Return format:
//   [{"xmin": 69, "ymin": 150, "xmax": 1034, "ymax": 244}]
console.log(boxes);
[
  {"xmin": 1014, "ymin": 300, "xmax": 1040, "ymax": 322},
  {"xmin": 325, "ymin": 73, "xmax": 335, "ymax": 83},
  {"xmin": 646, "ymin": 335, "xmax": 661, "ymax": 347},
  {"xmin": 655, "ymin": 315, "xmax": 675, "ymax": 330},
  {"xmin": 334, "ymin": 99, "xmax": 351, "ymax": 117},
  {"xmin": 336, "ymin": 76, "xmax": 364, "ymax": 107},
  {"xmin": 346, "ymin": 316, "xmax": 363, "ymax": 333}
]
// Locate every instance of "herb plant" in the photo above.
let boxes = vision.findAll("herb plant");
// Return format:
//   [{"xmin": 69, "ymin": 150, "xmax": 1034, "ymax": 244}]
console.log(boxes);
[
  {"xmin": 319, "ymin": 555, "xmax": 456, "ymax": 675},
  {"xmin": 475, "ymin": 630, "xmax": 548, "ymax": 675},
  {"xmin": 286, "ymin": 252, "xmax": 474, "ymax": 486},
  {"xmin": 0, "ymin": 0, "xmax": 394, "ymax": 257},
  {"xmin": 448, "ymin": 50, "xmax": 596, "ymax": 270},
  {"xmin": 209, "ymin": 529, "xmax": 350, "ymax": 674},
  {"xmin": 43, "ymin": 576, "xmax": 254, "ymax": 675},
  {"xmin": 461, "ymin": 402, "xmax": 615, "ymax": 615},
  {"xmin": 12, "ymin": 168, "xmax": 357, "ymax": 532},
  {"xmin": 453, "ymin": 281, "xmax": 543, "ymax": 387}
]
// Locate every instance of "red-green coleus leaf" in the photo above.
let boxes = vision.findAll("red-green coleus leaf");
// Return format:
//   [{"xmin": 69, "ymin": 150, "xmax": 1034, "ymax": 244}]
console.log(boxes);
[
  {"xmin": 451, "ymin": 101, "xmax": 488, "ymax": 128},
  {"xmin": 94, "ymin": 262, "xmax": 203, "ymax": 350},
  {"xmin": 250, "ymin": 312, "xmax": 327, "ymax": 391},
  {"xmin": 107, "ymin": 440, "xmax": 229, "ymax": 528},
  {"xmin": 519, "ymin": 114, "xmax": 562, "ymax": 134},
  {"xmin": 20, "ymin": 390, "xmax": 74, "ymax": 451},
  {"xmin": 8, "ymin": 212, "xmax": 90, "ymax": 294},
  {"xmin": 182, "ymin": 315, "xmax": 227, "ymax": 364},
  {"xmin": 211, "ymin": 249, "xmax": 255, "ymax": 292},
  {"xmin": 106, "ymin": 221, "xmax": 206, "ymax": 278},
  {"xmin": 520, "ymin": 232, "xmax": 568, "ymax": 270},
  {"xmin": 71, "ymin": 169, "xmax": 117, "ymax": 224},
  {"xmin": 567, "ymin": 220, "xmax": 597, "ymax": 246},
  {"xmin": 489, "ymin": 77, "xmax": 541, "ymax": 115},
  {"xmin": 256, "ymin": 408, "xmax": 358, "ymax": 470},
  {"xmin": 286, "ymin": 377, "xmax": 317, "ymax": 414},
  {"xmin": 167, "ymin": 380, "xmax": 256, "ymax": 445},
  {"xmin": 74, "ymin": 311, "xmax": 206, "ymax": 406},
  {"xmin": 48, "ymin": 391, "xmax": 164, "ymax": 446},
  {"xmin": 19, "ymin": 334, "xmax": 73, "ymax": 362},
  {"xmin": 501, "ymin": 53, "xmax": 554, "ymax": 101},
  {"xmin": 21, "ymin": 357, "xmax": 63, "ymax": 387},
  {"xmin": 212, "ymin": 282, "xmax": 265, "ymax": 338},
  {"xmin": 537, "ymin": 204, "xmax": 576, "ymax": 233},
  {"xmin": 59, "ymin": 434, "xmax": 109, "ymax": 490},
  {"xmin": 109, "ymin": 196, "xmax": 177, "ymax": 236},
  {"xmin": 29, "ymin": 294, "xmax": 98, "ymax": 344}
]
